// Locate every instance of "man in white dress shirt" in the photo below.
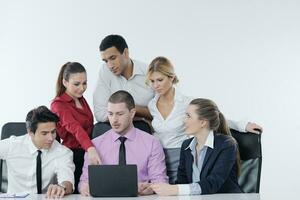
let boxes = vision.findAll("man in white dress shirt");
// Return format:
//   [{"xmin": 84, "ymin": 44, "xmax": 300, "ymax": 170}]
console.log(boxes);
[
  {"xmin": 0, "ymin": 106, "xmax": 75, "ymax": 198},
  {"xmin": 93, "ymin": 34, "xmax": 154, "ymax": 122}
]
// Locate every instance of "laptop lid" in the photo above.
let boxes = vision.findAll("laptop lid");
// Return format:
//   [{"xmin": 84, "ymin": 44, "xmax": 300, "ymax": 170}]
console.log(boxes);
[{"xmin": 88, "ymin": 165, "xmax": 138, "ymax": 197}]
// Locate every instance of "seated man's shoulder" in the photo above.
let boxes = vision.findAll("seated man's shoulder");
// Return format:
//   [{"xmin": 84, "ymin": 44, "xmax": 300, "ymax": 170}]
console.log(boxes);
[
  {"xmin": 91, "ymin": 129, "xmax": 112, "ymax": 144},
  {"xmin": 136, "ymin": 128, "xmax": 153, "ymax": 137},
  {"xmin": 0, "ymin": 135, "xmax": 27, "ymax": 155},
  {"xmin": 51, "ymin": 141, "xmax": 72, "ymax": 155},
  {"xmin": 6, "ymin": 134, "xmax": 28, "ymax": 146},
  {"xmin": 135, "ymin": 129, "xmax": 161, "ymax": 145},
  {"xmin": 10, "ymin": 134, "xmax": 24, "ymax": 140}
]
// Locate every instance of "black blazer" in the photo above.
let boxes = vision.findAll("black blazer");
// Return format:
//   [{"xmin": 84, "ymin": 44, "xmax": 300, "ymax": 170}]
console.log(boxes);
[{"xmin": 177, "ymin": 133, "xmax": 242, "ymax": 194}]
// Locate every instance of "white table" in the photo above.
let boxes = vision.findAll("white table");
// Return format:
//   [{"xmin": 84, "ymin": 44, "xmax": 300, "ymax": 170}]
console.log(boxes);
[{"xmin": 31, "ymin": 193, "xmax": 260, "ymax": 200}]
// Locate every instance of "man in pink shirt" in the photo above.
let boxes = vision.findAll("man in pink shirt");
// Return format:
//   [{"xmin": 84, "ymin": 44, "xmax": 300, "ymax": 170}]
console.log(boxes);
[{"xmin": 79, "ymin": 90, "xmax": 168, "ymax": 196}]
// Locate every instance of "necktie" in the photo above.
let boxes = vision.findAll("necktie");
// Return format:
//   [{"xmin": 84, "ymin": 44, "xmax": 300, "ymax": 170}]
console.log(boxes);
[
  {"xmin": 36, "ymin": 150, "xmax": 42, "ymax": 194},
  {"xmin": 118, "ymin": 137, "xmax": 127, "ymax": 165}
]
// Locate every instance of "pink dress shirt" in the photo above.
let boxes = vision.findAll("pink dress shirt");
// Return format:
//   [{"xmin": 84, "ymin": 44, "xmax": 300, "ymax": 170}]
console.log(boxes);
[{"xmin": 79, "ymin": 127, "xmax": 168, "ymax": 189}]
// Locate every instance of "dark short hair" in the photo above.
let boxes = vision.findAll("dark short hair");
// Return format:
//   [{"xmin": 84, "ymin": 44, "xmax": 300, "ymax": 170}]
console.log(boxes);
[
  {"xmin": 108, "ymin": 90, "xmax": 135, "ymax": 110},
  {"xmin": 25, "ymin": 106, "xmax": 59, "ymax": 133},
  {"xmin": 99, "ymin": 34, "xmax": 128, "ymax": 53}
]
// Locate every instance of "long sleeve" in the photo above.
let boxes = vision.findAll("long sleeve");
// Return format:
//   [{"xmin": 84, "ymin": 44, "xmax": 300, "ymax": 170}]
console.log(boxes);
[
  {"xmin": 227, "ymin": 119, "xmax": 248, "ymax": 132},
  {"xmin": 51, "ymin": 101, "xmax": 93, "ymax": 151},
  {"xmin": 55, "ymin": 147, "xmax": 75, "ymax": 189},
  {"xmin": 93, "ymin": 66, "xmax": 111, "ymax": 122},
  {"xmin": 178, "ymin": 183, "xmax": 202, "ymax": 195},
  {"xmin": 147, "ymin": 139, "xmax": 168, "ymax": 183}
]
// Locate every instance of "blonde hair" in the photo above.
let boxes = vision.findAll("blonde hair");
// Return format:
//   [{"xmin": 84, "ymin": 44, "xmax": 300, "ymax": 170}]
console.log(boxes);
[{"xmin": 146, "ymin": 56, "xmax": 179, "ymax": 85}]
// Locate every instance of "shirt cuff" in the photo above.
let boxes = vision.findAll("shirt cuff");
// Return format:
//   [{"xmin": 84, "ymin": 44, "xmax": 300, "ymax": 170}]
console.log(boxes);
[
  {"xmin": 81, "ymin": 141, "xmax": 94, "ymax": 151},
  {"xmin": 189, "ymin": 183, "xmax": 202, "ymax": 195},
  {"xmin": 178, "ymin": 184, "xmax": 190, "ymax": 195}
]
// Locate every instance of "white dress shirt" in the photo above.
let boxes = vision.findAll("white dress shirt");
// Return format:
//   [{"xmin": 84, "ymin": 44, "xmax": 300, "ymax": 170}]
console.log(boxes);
[
  {"xmin": 148, "ymin": 89, "xmax": 191, "ymax": 148},
  {"xmin": 149, "ymin": 89, "xmax": 248, "ymax": 149},
  {"xmin": 0, "ymin": 134, "xmax": 75, "ymax": 194},
  {"xmin": 93, "ymin": 59, "xmax": 155, "ymax": 122}
]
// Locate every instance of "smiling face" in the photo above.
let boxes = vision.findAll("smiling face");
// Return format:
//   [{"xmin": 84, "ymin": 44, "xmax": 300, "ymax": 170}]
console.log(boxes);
[
  {"xmin": 101, "ymin": 46, "xmax": 130, "ymax": 76},
  {"xmin": 148, "ymin": 71, "xmax": 174, "ymax": 95},
  {"xmin": 63, "ymin": 72, "xmax": 87, "ymax": 99},
  {"xmin": 107, "ymin": 102, "xmax": 135, "ymax": 135},
  {"xmin": 29, "ymin": 122, "xmax": 57, "ymax": 150}
]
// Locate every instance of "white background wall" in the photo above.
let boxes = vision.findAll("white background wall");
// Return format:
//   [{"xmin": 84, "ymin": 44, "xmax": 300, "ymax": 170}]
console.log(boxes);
[{"xmin": 1, "ymin": 0, "xmax": 299, "ymax": 198}]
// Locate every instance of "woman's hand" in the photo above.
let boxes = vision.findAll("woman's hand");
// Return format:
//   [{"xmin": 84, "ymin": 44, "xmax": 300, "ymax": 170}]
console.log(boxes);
[
  {"xmin": 151, "ymin": 183, "xmax": 178, "ymax": 196},
  {"xmin": 87, "ymin": 147, "xmax": 101, "ymax": 165},
  {"xmin": 138, "ymin": 182, "xmax": 154, "ymax": 195}
]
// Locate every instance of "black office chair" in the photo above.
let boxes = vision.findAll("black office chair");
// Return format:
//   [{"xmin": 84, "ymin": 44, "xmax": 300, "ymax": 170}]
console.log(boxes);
[
  {"xmin": 91, "ymin": 122, "xmax": 111, "ymax": 139},
  {"xmin": 0, "ymin": 122, "xmax": 27, "ymax": 192},
  {"xmin": 92, "ymin": 120, "xmax": 152, "ymax": 139},
  {"xmin": 230, "ymin": 129, "xmax": 262, "ymax": 193}
]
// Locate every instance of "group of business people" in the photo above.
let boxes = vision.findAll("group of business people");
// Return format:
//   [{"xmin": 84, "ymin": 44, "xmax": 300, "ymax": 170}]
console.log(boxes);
[{"xmin": 0, "ymin": 34, "xmax": 263, "ymax": 198}]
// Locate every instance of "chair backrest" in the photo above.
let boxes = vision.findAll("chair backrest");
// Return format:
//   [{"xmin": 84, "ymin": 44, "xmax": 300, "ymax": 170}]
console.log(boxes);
[
  {"xmin": 230, "ymin": 129, "xmax": 262, "ymax": 193},
  {"xmin": 0, "ymin": 122, "xmax": 27, "ymax": 192},
  {"xmin": 92, "ymin": 122, "xmax": 112, "ymax": 139},
  {"xmin": 92, "ymin": 120, "xmax": 152, "ymax": 139}
]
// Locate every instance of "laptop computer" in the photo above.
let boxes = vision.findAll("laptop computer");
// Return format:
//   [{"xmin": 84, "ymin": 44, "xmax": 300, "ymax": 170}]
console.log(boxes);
[{"xmin": 88, "ymin": 164, "xmax": 138, "ymax": 197}]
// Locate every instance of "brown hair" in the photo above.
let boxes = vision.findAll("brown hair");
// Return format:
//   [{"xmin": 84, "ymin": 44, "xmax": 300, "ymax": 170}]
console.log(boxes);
[
  {"xmin": 108, "ymin": 90, "xmax": 135, "ymax": 110},
  {"xmin": 189, "ymin": 98, "xmax": 241, "ymax": 175},
  {"xmin": 145, "ymin": 56, "xmax": 179, "ymax": 85},
  {"xmin": 56, "ymin": 62, "xmax": 86, "ymax": 97},
  {"xmin": 190, "ymin": 98, "xmax": 231, "ymax": 135}
]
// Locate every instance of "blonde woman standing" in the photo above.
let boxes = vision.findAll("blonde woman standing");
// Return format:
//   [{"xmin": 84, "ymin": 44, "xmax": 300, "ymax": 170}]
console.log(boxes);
[{"xmin": 145, "ymin": 56, "xmax": 262, "ymax": 183}]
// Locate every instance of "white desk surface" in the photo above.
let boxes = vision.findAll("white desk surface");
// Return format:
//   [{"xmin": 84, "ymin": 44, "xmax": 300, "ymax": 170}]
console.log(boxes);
[{"xmin": 30, "ymin": 193, "xmax": 260, "ymax": 200}]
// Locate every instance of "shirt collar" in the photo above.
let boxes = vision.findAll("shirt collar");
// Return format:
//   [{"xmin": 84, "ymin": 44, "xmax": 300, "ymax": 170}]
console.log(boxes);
[
  {"xmin": 111, "ymin": 127, "xmax": 137, "ymax": 142},
  {"xmin": 60, "ymin": 92, "xmax": 73, "ymax": 102},
  {"xmin": 206, "ymin": 131, "xmax": 214, "ymax": 149},
  {"xmin": 185, "ymin": 130, "xmax": 214, "ymax": 150},
  {"xmin": 60, "ymin": 92, "xmax": 84, "ymax": 103},
  {"xmin": 25, "ymin": 134, "xmax": 49, "ymax": 155},
  {"xmin": 131, "ymin": 59, "xmax": 144, "ymax": 76}
]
